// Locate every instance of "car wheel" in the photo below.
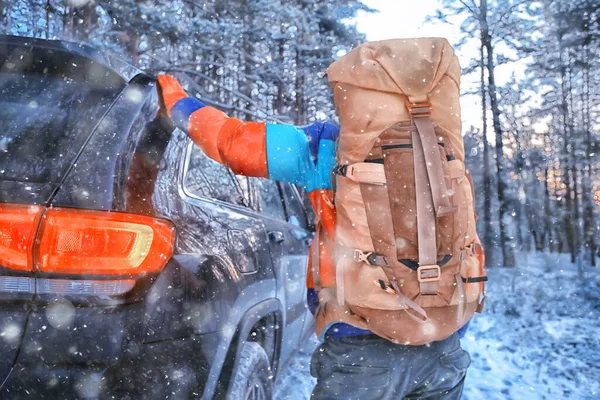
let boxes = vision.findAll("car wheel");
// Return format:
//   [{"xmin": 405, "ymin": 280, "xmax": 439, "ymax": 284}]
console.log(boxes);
[{"xmin": 227, "ymin": 341, "xmax": 272, "ymax": 400}]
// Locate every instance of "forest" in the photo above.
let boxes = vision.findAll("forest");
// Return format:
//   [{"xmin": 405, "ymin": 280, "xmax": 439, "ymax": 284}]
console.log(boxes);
[{"xmin": 1, "ymin": 0, "xmax": 599, "ymax": 267}]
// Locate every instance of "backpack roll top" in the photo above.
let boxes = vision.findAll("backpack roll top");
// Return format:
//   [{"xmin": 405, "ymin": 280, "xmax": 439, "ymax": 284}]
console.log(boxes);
[{"xmin": 325, "ymin": 38, "xmax": 487, "ymax": 345}]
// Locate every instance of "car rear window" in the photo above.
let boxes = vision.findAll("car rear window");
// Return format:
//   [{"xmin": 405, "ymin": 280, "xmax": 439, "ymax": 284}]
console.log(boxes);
[{"xmin": 0, "ymin": 44, "xmax": 126, "ymax": 184}]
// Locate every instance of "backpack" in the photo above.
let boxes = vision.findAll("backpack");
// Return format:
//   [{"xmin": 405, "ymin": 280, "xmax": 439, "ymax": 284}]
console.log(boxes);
[{"xmin": 325, "ymin": 38, "xmax": 487, "ymax": 345}]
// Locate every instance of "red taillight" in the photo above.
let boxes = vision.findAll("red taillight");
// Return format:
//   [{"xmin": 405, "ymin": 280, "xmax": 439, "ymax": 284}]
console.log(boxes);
[
  {"xmin": 0, "ymin": 204, "xmax": 175, "ymax": 276},
  {"xmin": 0, "ymin": 204, "xmax": 43, "ymax": 271}
]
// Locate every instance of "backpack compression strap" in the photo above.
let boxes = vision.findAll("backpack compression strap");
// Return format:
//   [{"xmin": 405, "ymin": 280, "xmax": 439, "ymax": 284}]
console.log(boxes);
[
  {"xmin": 407, "ymin": 101, "xmax": 455, "ymax": 217},
  {"xmin": 411, "ymin": 119, "xmax": 440, "ymax": 295},
  {"xmin": 408, "ymin": 101, "xmax": 455, "ymax": 295}
]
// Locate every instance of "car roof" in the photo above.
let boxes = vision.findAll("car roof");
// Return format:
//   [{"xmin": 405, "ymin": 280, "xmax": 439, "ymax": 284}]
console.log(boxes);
[{"xmin": 0, "ymin": 35, "xmax": 146, "ymax": 83}]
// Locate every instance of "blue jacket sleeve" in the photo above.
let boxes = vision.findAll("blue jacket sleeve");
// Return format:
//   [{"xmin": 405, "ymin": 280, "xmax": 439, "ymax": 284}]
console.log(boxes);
[{"xmin": 265, "ymin": 122, "xmax": 339, "ymax": 192}]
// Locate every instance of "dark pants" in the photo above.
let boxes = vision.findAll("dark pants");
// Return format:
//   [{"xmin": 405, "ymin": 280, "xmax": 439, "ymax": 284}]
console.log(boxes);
[{"xmin": 310, "ymin": 333, "xmax": 470, "ymax": 400}]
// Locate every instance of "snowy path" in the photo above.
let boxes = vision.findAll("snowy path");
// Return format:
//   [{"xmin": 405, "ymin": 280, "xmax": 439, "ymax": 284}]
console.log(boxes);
[{"xmin": 276, "ymin": 253, "xmax": 600, "ymax": 400}]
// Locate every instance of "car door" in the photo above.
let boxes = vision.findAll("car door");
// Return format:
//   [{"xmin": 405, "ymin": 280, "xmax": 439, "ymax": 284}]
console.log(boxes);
[
  {"xmin": 250, "ymin": 178, "xmax": 311, "ymax": 362},
  {"xmin": 279, "ymin": 182, "xmax": 314, "ymax": 335},
  {"xmin": 278, "ymin": 182, "xmax": 312, "ymax": 320},
  {"xmin": 175, "ymin": 139, "xmax": 277, "ymax": 333}
]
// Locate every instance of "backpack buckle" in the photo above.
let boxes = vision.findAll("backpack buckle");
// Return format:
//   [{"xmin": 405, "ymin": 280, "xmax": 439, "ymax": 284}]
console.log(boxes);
[
  {"xmin": 405, "ymin": 100, "xmax": 432, "ymax": 118},
  {"xmin": 353, "ymin": 249, "xmax": 388, "ymax": 266},
  {"xmin": 334, "ymin": 164, "xmax": 348, "ymax": 177},
  {"xmin": 417, "ymin": 265, "xmax": 441, "ymax": 282},
  {"xmin": 353, "ymin": 249, "xmax": 373, "ymax": 264}
]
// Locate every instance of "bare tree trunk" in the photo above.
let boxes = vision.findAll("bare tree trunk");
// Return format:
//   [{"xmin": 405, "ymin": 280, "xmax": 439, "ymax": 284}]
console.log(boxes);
[
  {"xmin": 294, "ymin": 46, "xmax": 305, "ymax": 124},
  {"xmin": 512, "ymin": 117, "xmax": 527, "ymax": 253},
  {"xmin": 129, "ymin": 35, "xmax": 140, "ymax": 66},
  {"xmin": 581, "ymin": 25, "xmax": 596, "ymax": 265},
  {"xmin": 70, "ymin": 3, "xmax": 93, "ymax": 41},
  {"xmin": 276, "ymin": 38, "xmax": 286, "ymax": 115},
  {"xmin": 567, "ymin": 51, "xmax": 581, "ymax": 261},
  {"xmin": 293, "ymin": 0, "xmax": 307, "ymax": 125},
  {"xmin": 45, "ymin": 0, "xmax": 51, "ymax": 38},
  {"xmin": 232, "ymin": 0, "xmax": 255, "ymax": 118},
  {"xmin": 190, "ymin": 3, "xmax": 197, "ymax": 65},
  {"xmin": 30, "ymin": 0, "xmax": 37, "ymax": 37},
  {"xmin": 0, "ymin": 0, "xmax": 6, "ymax": 32},
  {"xmin": 544, "ymin": 133, "xmax": 554, "ymax": 253},
  {"xmin": 557, "ymin": 39, "xmax": 577, "ymax": 263},
  {"xmin": 242, "ymin": 9, "xmax": 253, "ymax": 106},
  {"xmin": 61, "ymin": 3, "xmax": 68, "ymax": 39},
  {"xmin": 480, "ymin": 38, "xmax": 493, "ymax": 255},
  {"xmin": 572, "ymin": 164, "xmax": 581, "ymax": 254},
  {"xmin": 480, "ymin": 0, "xmax": 515, "ymax": 266}
]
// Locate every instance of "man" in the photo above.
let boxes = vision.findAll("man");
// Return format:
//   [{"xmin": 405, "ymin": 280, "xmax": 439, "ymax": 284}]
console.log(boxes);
[{"xmin": 158, "ymin": 63, "xmax": 472, "ymax": 398}]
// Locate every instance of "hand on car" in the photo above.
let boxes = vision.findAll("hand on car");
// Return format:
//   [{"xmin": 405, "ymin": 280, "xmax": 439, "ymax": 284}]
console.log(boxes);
[{"xmin": 157, "ymin": 74, "xmax": 188, "ymax": 115}]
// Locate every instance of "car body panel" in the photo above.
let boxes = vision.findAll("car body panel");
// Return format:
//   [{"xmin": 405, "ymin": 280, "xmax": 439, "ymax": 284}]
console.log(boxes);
[{"xmin": 0, "ymin": 309, "xmax": 29, "ymax": 388}]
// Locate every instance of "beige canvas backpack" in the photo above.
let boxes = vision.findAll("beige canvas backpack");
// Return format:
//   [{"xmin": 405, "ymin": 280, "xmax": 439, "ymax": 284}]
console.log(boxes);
[{"xmin": 325, "ymin": 38, "xmax": 487, "ymax": 345}]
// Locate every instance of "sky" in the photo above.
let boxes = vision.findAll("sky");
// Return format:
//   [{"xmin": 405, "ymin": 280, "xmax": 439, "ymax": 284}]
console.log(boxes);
[
  {"xmin": 355, "ymin": 0, "xmax": 463, "ymax": 42},
  {"xmin": 353, "ymin": 0, "xmax": 489, "ymax": 133}
]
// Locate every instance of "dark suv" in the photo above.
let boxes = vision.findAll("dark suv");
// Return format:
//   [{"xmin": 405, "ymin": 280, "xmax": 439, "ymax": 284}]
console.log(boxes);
[{"xmin": 0, "ymin": 35, "xmax": 313, "ymax": 399}]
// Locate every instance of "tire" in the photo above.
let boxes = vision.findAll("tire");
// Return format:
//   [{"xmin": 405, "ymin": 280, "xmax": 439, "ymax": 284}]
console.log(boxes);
[{"xmin": 227, "ymin": 342, "xmax": 272, "ymax": 400}]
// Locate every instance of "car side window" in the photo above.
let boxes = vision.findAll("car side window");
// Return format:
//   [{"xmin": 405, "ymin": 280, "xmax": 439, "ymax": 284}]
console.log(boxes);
[
  {"xmin": 236, "ymin": 176, "xmax": 252, "ymax": 206},
  {"xmin": 296, "ymin": 187, "xmax": 316, "ymax": 231},
  {"xmin": 280, "ymin": 183, "xmax": 308, "ymax": 229},
  {"xmin": 251, "ymin": 178, "xmax": 286, "ymax": 220},
  {"xmin": 184, "ymin": 141, "xmax": 249, "ymax": 206}
]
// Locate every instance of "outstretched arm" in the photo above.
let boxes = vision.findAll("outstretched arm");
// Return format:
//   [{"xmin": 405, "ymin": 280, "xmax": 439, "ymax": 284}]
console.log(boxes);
[
  {"xmin": 158, "ymin": 74, "xmax": 268, "ymax": 178},
  {"xmin": 158, "ymin": 75, "xmax": 339, "ymax": 192}
]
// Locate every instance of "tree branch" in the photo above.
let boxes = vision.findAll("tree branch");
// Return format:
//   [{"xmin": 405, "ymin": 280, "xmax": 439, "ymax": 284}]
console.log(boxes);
[
  {"xmin": 163, "ymin": 67, "xmax": 286, "ymax": 123},
  {"xmin": 495, "ymin": 0, "xmax": 530, "ymax": 23},
  {"xmin": 175, "ymin": 75, "xmax": 288, "ymax": 124},
  {"xmin": 459, "ymin": 0, "xmax": 478, "ymax": 16}
]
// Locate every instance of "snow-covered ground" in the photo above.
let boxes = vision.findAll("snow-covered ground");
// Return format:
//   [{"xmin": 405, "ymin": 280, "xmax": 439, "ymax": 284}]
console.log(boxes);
[{"xmin": 276, "ymin": 252, "xmax": 600, "ymax": 399}]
